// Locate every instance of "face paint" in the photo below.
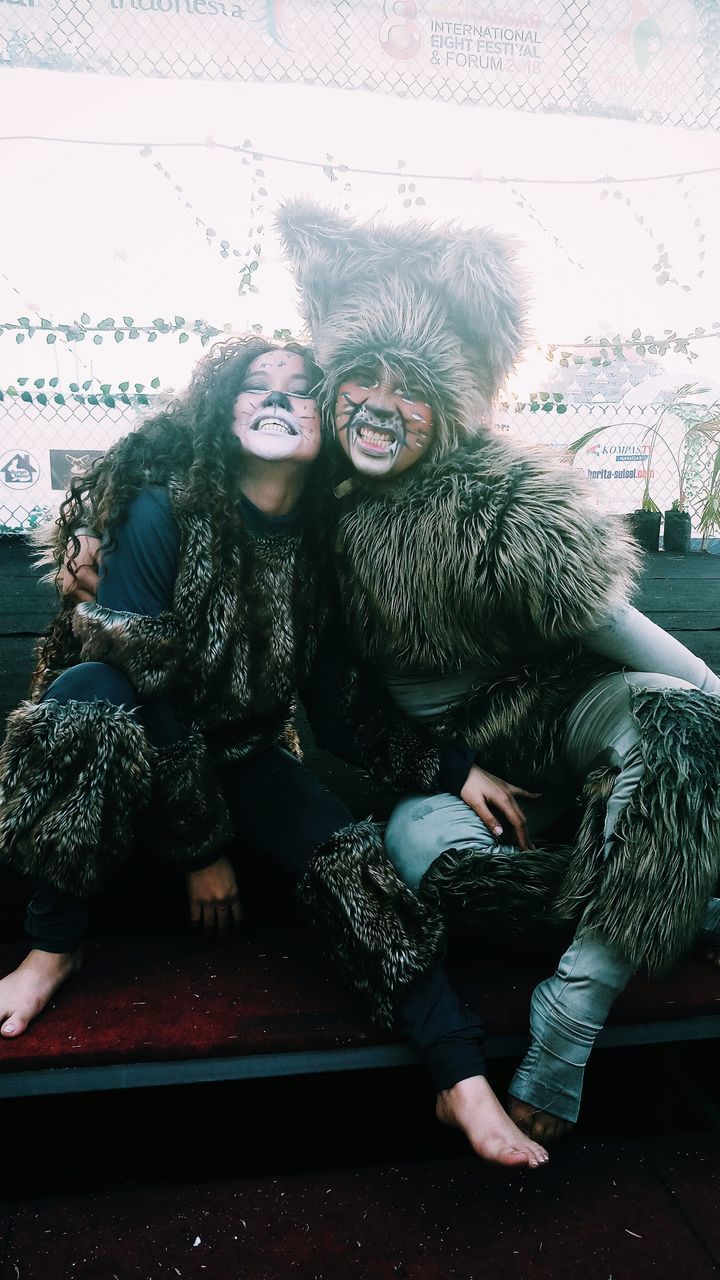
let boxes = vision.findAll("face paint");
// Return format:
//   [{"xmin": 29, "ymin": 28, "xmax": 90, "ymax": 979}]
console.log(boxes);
[
  {"xmin": 231, "ymin": 350, "xmax": 322, "ymax": 463},
  {"xmin": 334, "ymin": 363, "xmax": 435, "ymax": 478}
]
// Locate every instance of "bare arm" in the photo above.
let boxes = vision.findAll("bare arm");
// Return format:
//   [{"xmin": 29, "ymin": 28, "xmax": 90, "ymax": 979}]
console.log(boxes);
[{"xmin": 583, "ymin": 604, "xmax": 720, "ymax": 695}]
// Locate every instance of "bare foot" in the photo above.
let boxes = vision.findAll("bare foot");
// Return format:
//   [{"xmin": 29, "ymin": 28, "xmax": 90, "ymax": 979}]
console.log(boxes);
[
  {"xmin": 436, "ymin": 1075, "xmax": 549, "ymax": 1168},
  {"xmin": 0, "ymin": 949, "xmax": 82, "ymax": 1038},
  {"xmin": 508, "ymin": 1096, "xmax": 574, "ymax": 1145}
]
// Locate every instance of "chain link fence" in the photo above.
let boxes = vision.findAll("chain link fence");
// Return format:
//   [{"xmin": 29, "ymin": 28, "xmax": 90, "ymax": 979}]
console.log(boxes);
[
  {"xmin": 1, "ymin": 394, "xmax": 149, "ymax": 533},
  {"xmin": 2, "ymin": 0, "xmax": 718, "ymax": 132},
  {"xmin": 3, "ymin": 393, "xmax": 718, "ymax": 542}
]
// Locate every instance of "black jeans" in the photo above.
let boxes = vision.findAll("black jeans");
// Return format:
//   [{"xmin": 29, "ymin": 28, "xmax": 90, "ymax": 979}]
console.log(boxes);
[
  {"xmin": 25, "ymin": 661, "xmax": 486, "ymax": 1092},
  {"xmin": 25, "ymin": 662, "xmax": 353, "ymax": 949}
]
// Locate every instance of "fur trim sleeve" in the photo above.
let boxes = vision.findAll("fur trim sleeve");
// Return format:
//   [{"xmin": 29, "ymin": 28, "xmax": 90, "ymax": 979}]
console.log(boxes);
[
  {"xmin": 488, "ymin": 451, "xmax": 639, "ymax": 645},
  {"xmin": 72, "ymin": 602, "xmax": 185, "ymax": 697}
]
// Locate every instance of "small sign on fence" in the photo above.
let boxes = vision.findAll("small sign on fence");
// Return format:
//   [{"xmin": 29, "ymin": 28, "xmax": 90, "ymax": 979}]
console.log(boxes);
[{"xmin": 49, "ymin": 449, "xmax": 105, "ymax": 491}]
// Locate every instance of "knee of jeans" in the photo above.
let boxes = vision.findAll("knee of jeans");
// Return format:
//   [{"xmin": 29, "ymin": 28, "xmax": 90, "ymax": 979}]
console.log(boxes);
[
  {"xmin": 385, "ymin": 801, "xmax": 441, "ymax": 890},
  {"xmin": 44, "ymin": 662, "xmax": 137, "ymax": 709}
]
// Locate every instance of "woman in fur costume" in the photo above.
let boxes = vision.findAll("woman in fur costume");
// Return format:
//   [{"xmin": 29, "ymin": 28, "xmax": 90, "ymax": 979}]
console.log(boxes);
[
  {"xmin": 277, "ymin": 201, "xmax": 720, "ymax": 1153},
  {"xmin": 6, "ymin": 335, "xmax": 556, "ymax": 1170},
  {"xmin": 0, "ymin": 337, "xmax": 468, "ymax": 1104}
]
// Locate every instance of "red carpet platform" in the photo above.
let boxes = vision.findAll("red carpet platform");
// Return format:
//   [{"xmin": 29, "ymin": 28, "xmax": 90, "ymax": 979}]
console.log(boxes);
[{"xmin": 1, "ymin": 928, "xmax": 718, "ymax": 1095}]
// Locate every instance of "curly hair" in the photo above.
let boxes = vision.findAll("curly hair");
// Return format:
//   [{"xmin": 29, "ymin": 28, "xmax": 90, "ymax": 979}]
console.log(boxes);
[{"xmin": 34, "ymin": 335, "xmax": 334, "ymax": 694}]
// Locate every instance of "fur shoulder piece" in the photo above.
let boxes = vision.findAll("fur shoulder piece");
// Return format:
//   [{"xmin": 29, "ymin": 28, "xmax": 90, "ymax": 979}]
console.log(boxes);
[
  {"xmin": 453, "ymin": 433, "xmax": 641, "ymax": 641},
  {"xmin": 276, "ymin": 199, "xmax": 528, "ymax": 452},
  {"xmin": 339, "ymin": 432, "xmax": 639, "ymax": 662}
]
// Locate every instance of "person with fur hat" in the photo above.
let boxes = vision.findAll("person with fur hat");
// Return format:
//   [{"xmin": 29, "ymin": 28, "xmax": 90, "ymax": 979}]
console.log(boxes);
[{"xmin": 277, "ymin": 200, "xmax": 720, "ymax": 1151}]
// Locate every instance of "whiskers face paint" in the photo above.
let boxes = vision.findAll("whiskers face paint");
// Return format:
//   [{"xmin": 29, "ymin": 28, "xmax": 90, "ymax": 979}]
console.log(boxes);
[
  {"xmin": 232, "ymin": 350, "xmax": 322, "ymax": 463},
  {"xmin": 335, "ymin": 365, "xmax": 434, "ymax": 478}
]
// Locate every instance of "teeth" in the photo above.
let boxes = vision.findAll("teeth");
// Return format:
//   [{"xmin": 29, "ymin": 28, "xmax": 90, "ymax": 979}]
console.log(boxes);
[
  {"xmin": 358, "ymin": 426, "xmax": 394, "ymax": 449},
  {"xmin": 257, "ymin": 418, "xmax": 293, "ymax": 435}
]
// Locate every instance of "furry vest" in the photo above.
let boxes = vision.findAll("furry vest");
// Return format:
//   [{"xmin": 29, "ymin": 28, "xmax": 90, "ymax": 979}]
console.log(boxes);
[{"xmin": 46, "ymin": 482, "xmax": 329, "ymax": 764}]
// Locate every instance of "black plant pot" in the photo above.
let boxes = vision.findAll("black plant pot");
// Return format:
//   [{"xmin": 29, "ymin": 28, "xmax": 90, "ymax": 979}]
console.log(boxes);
[
  {"xmin": 663, "ymin": 509, "xmax": 692, "ymax": 554},
  {"xmin": 628, "ymin": 509, "xmax": 662, "ymax": 552}
]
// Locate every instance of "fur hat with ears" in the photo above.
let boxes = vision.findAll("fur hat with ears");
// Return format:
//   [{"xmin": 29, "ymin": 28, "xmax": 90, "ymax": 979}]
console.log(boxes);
[{"xmin": 275, "ymin": 199, "xmax": 529, "ymax": 453}]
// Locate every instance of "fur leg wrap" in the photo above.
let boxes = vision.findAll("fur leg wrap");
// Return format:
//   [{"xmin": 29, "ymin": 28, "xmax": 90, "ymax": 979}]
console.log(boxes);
[
  {"xmin": 554, "ymin": 768, "xmax": 618, "ymax": 921},
  {"xmin": 0, "ymin": 698, "xmax": 153, "ymax": 896},
  {"xmin": 298, "ymin": 819, "xmax": 446, "ymax": 1028},
  {"xmin": 421, "ymin": 842, "xmax": 573, "ymax": 948},
  {"xmin": 150, "ymin": 732, "xmax": 233, "ymax": 871},
  {"xmin": 558, "ymin": 688, "xmax": 720, "ymax": 973}
]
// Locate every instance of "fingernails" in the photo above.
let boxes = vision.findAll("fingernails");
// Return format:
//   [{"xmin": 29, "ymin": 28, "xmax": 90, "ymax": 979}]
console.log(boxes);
[
  {"xmin": 3, "ymin": 1023, "xmax": 14, "ymax": 1035},
  {"xmin": 494, "ymin": 826, "xmax": 503, "ymax": 836}
]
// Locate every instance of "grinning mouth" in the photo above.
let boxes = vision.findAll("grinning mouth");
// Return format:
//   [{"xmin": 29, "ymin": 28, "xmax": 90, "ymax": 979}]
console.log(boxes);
[
  {"xmin": 250, "ymin": 408, "xmax": 299, "ymax": 437},
  {"xmin": 350, "ymin": 410, "xmax": 402, "ymax": 456},
  {"xmin": 355, "ymin": 424, "xmax": 398, "ymax": 453}
]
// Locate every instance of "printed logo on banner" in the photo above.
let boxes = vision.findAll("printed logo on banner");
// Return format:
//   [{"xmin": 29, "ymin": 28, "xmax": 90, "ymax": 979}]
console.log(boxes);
[
  {"xmin": 587, "ymin": 443, "xmax": 650, "ymax": 462},
  {"xmin": 0, "ymin": 0, "xmax": 708, "ymax": 132},
  {"xmin": 49, "ymin": 449, "xmax": 105, "ymax": 491},
  {"xmin": 0, "ymin": 449, "xmax": 40, "ymax": 489}
]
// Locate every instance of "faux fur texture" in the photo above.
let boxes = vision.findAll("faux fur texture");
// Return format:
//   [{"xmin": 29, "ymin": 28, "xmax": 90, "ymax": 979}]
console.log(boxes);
[
  {"xmin": 72, "ymin": 604, "xmax": 185, "ymax": 698},
  {"xmin": 276, "ymin": 199, "xmax": 528, "ymax": 447},
  {"xmin": 0, "ymin": 698, "xmax": 152, "ymax": 896},
  {"xmin": 298, "ymin": 819, "xmax": 446, "ymax": 1028},
  {"xmin": 67, "ymin": 483, "xmax": 327, "ymax": 765},
  {"xmin": 421, "ymin": 841, "xmax": 573, "ymax": 948},
  {"xmin": 336, "ymin": 432, "xmax": 637, "ymax": 784},
  {"xmin": 150, "ymin": 731, "xmax": 233, "ymax": 870},
  {"xmin": 557, "ymin": 688, "xmax": 720, "ymax": 972}
]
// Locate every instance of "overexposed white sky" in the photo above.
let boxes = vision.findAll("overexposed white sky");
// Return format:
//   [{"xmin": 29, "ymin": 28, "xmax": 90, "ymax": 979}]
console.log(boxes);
[{"xmin": 0, "ymin": 66, "xmax": 719, "ymax": 393}]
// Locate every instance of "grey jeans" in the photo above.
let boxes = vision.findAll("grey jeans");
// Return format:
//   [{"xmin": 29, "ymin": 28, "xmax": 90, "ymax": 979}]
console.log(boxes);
[
  {"xmin": 385, "ymin": 671, "xmax": 710, "ymax": 1122},
  {"xmin": 385, "ymin": 670, "xmax": 694, "ymax": 888}
]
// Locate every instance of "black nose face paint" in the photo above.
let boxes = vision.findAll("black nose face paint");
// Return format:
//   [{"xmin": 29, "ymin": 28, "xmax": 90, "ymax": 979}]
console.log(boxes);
[{"xmin": 335, "ymin": 374, "xmax": 434, "ymax": 478}]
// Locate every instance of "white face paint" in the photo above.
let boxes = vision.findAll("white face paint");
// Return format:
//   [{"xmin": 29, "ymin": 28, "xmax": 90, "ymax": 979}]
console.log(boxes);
[
  {"xmin": 231, "ymin": 351, "xmax": 322, "ymax": 463},
  {"xmin": 335, "ymin": 363, "xmax": 435, "ymax": 478}
]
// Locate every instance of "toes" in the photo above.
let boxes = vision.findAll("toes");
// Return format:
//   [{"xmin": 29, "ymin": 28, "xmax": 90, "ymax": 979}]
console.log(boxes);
[
  {"xmin": 504, "ymin": 1148, "xmax": 536, "ymax": 1167},
  {"xmin": 500, "ymin": 1145, "xmax": 547, "ymax": 1170},
  {"xmin": 1, "ymin": 1014, "xmax": 26, "ymax": 1037}
]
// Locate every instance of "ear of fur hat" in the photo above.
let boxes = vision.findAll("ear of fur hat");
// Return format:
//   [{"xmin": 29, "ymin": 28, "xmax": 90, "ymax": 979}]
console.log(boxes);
[{"xmin": 275, "ymin": 199, "xmax": 529, "ymax": 449}]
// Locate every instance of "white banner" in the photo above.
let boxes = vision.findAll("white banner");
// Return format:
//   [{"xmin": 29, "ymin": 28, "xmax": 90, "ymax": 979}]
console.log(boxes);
[{"xmin": 1, "ymin": 1, "xmax": 715, "ymax": 130}]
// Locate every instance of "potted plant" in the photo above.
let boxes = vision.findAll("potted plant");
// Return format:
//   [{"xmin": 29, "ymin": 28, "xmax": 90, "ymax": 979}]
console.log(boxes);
[
  {"xmin": 628, "ymin": 494, "xmax": 662, "ymax": 552},
  {"xmin": 567, "ymin": 419, "xmax": 663, "ymax": 552},
  {"xmin": 569, "ymin": 386, "xmax": 720, "ymax": 556},
  {"xmin": 663, "ymin": 498, "xmax": 691, "ymax": 554}
]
